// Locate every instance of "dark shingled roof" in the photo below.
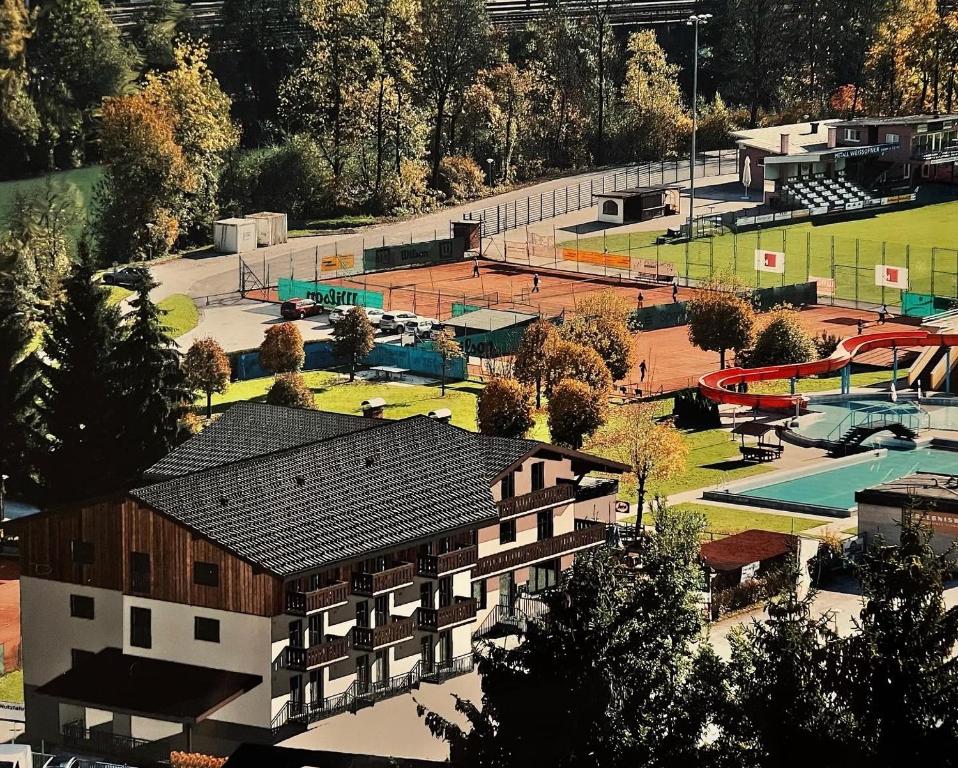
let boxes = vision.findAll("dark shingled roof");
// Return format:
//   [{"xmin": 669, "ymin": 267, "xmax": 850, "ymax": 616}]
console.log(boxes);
[
  {"xmin": 36, "ymin": 647, "xmax": 261, "ymax": 723},
  {"xmin": 133, "ymin": 415, "xmax": 536, "ymax": 576},
  {"xmin": 145, "ymin": 402, "xmax": 379, "ymax": 480}
]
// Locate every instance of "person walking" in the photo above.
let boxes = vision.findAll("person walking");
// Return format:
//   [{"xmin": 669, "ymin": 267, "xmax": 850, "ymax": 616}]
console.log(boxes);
[
  {"xmin": 637, "ymin": 291, "xmax": 644, "ymax": 310},
  {"xmin": 532, "ymin": 273, "xmax": 540, "ymax": 293},
  {"xmin": 639, "ymin": 360, "xmax": 647, "ymax": 382},
  {"xmin": 672, "ymin": 281, "xmax": 678, "ymax": 303},
  {"xmin": 472, "ymin": 256, "xmax": 480, "ymax": 278},
  {"xmin": 857, "ymin": 318, "xmax": 864, "ymax": 335},
  {"xmin": 878, "ymin": 303, "xmax": 887, "ymax": 325}
]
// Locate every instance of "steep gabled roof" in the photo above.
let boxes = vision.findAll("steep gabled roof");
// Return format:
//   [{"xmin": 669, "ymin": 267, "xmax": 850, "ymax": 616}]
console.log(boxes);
[
  {"xmin": 145, "ymin": 402, "xmax": 380, "ymax": 480},
  {"xmin": 133, "ymin": 415, "xmax": 536, "ymax": 576}
]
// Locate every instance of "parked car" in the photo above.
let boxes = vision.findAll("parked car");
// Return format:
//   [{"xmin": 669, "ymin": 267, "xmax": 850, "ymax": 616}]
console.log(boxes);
[
  {"xmin": 280, "ymin": 298, "xmax": 324, "ymax": 320},
  {"xmin": 364, "ymin": 307, "xmax": 385, "ymax": 326},
  {"xmin": 379, "ymin": 310, "xmax": 418, "ymax": 332},
  {"xmin": 329, "ymin": 305, "xmax": 355, "ymax": 324},
  {"xmin": 403, "ymin": 317, "xmax": 438, "ymax": 337},
  {"xmin": 101, "ymin": 267, "xmax": 147, "ymax": 288}
]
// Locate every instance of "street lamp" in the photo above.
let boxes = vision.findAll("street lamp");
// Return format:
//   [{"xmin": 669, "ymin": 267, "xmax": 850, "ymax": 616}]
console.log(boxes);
[
  {"xmin": 486, "ymin": 158, "xmax": 495, "ymax": 187},
  {"xmin": 686, "ymin": 13, "xmax": 711, "ymax": 241}
]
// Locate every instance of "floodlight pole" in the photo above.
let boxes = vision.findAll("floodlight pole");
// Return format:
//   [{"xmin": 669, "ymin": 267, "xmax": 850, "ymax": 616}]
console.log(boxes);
[{"xmin": 687, "ymin": 14, "xmax": 710, "ymax": 241}]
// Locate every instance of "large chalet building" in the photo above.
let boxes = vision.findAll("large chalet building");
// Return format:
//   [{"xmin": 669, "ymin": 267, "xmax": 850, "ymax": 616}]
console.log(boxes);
[{"xmin": 15, "ymin": 403, "xmax": 626, "ymax": 760}]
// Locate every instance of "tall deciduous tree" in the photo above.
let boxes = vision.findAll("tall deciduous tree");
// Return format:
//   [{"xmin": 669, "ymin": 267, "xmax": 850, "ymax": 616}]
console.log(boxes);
[
  {"xmin": 0, "ymin": 275, "xmax": 41, "ymax": 498},
  {"xmin": 560, "ymin": 298, "xmax": 634, "ymax": 382},
  {"xmin": 420, "ymin": 503, "xmax": 709, "ymax": 768},
  {"xmin": 184, "ymin": 337, "xmax": 231, "ymax": 418},
  {"xmin": 544, "ymin": 338, "xmax": 612, "ymax": 396},
  {"xmin": 622, "ymin": 30, "xmax": 690, "ymax": 158},
  {"xmin": 332, "ymin": 306, "xmax": 375, "ymax": 381},
  {"xmin": 0, "ymin": 0, "xmax": 40, "ymax": 174},
  {"xmin": 416, "ymin": 0, "xmax": 488, "ymax": 187},
  {"xmin": 476, "ymin": 376, "xmax": 534, "ymax": 438},
  {"xmin": 513, "ymin": 319, "xmax": 554, "ymax": 409},
  {"xmin": 37, "ymin": 242, "xmax": 122, "ymax": 502},
  {"xmin": 547, "ymin": 378, "xmax": 605, "ymax": 449},
  {"xmin": 588, "ymin": 404, "xmax": 688, "ymax": 531},
  {"xmin": 29, "ymin": 0, "xmax": 134, "ymax": 169},
  {"xmin": 113, "ymin": 271, "xmax": 190, "ymax": 481},
  {"xmin": 686, "ymin": 278, "xmax": 756, "ymax": 369},
  {"xmin": 260, "ymin": 322, "xmax": 306, "ymax": 374}
]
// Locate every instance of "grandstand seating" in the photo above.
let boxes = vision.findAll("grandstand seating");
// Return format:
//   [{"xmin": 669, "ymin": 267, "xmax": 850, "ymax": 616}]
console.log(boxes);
[{"xmin": 780, "ymin": 174, "xmax": 878, "ymax": 212}]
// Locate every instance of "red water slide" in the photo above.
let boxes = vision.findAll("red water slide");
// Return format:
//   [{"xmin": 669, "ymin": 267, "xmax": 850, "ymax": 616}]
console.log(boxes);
[{"xmin": 699, "ymin": 331, "xmax": 958, "ymax": 412}]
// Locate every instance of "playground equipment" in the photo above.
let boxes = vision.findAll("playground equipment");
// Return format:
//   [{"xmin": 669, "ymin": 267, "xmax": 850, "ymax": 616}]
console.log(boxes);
[
  {"xmin": 699, "ymin": 330, "xmax": 958, "ymax": 412},
  {"xmin": 909, "ymin": 309, "xmax": 958, "ymax": 392}
]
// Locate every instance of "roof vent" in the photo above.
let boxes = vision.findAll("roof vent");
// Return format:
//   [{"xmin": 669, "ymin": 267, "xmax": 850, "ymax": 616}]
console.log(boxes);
[
  {"xmin": 428, "ymin": 408, "xmax": 452, "ymax": 423},
  {"xmin": 295, "ymin": 475, "xmax": 306, "ymax": 487},
  {"xmin": 364, "ymin": 456, "xmax": 375, "ymax": 468},
  {"xmin": 219, "ymin": 495, "xmax": 229, "ymax": 507}
]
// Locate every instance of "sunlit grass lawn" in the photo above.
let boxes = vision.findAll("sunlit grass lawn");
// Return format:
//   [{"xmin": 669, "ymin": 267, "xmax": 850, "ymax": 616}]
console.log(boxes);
[
  {"xmin": 750, "ymin": 368, "xmax": 907, "ymax": 395},
  {"xmin": 566, "ymin": 200, "xmax": 958, "ymax": 303},
  {"xmin": 206, "ymin": 371, "xmax": 484, "ymax": 429},
  {"xmin": 158, "ymin": 294, "xmax": 199, "ymax": 338},
  {"xmin": 0, "ymin": 670, "xmax": 23, "ymax": 703},
  {"xmin": 107, "ymin": 286, "xmax": 132, "ymax": 305}
]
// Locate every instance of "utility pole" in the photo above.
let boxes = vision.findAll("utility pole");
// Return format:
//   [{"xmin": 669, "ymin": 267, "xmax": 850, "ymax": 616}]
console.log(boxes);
[{"xmin": 687, "ymin": 13, "xmax": 711, "ymax": 241}]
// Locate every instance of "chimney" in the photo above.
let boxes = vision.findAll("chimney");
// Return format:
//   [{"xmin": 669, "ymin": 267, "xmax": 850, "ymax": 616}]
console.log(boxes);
[
  {"xmin": 810, "ymin": 121, "xmax": 819, "ymax": 134},
  {"xmin": 360, "ymin": 398, "xmax": 386, "ymax": 418},
  {"xmin": 780, "ymin": 133, "xmax": 790, "ymax": 154},
  {"xmin": 828, "ymin": 126, "xmax": 838, "ymax": 148}
]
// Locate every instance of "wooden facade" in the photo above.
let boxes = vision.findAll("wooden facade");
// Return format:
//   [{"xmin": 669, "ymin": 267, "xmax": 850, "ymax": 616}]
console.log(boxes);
[{"xmin": 17, "ymin": 496, "xmax": 283, "ymax": 617}]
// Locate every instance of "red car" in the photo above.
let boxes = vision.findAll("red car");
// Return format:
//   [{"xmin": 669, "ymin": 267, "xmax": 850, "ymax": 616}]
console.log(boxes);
[{"xmin": 280, "ymin": 298, "xmax": 324, "ymax": 320}]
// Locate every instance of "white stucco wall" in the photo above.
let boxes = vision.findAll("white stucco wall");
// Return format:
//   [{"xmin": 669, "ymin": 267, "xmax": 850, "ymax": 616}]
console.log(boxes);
[{"xmin": 21, "ymin": 576, "xmax": 123, "ymax": 688}]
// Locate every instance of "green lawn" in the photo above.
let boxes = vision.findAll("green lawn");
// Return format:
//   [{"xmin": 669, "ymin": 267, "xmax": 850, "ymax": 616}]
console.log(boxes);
[
  {"xmin": 568, "ymin": 200, "xmax": 958, "ymax": 305},
  {"xmin": 653, "ymin": 428, "xmax": 774, "ymax": 497},
  {"xmin": 107, "ymin": 286, "xmax": 133, "ymax": 305},
  {"xmin": 207, "ymin": 372, "xmax": 484, "ymax": 428},
  {"xmin": 842, "ymin": 525, "xmax": 859, "ymax": 536},
  {"xmin": 0, "ymin": 670, "xmax": 23, "ymax": 703},
  {"xmin": 750, "ymin": 368, "xmax": 907, "ymax": 396},
  {"xmin": 671, "ymin": 502, "xmax": 824, "ymax": 536},
  {"xmin": 0, "ymin": 166, "xmax": 104, "ymax": 242},
  {"xmin": 158, "ymin": 294, "xmax": 199, "ymax": 338},
  {"xmin": 289, "ymin": 215, "xmax": 378, "ymax": 236}
]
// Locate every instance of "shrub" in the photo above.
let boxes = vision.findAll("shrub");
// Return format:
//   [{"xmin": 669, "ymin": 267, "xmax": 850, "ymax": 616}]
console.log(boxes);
[
  {"xmin": 814, "ymin": 330, "xmax": 841, "ymax": 360},
  {"xmin": 437, "ymin": 156, "xmax": 485, "ymax": 202},
  {"xmin": 377, "ymin": 159, "xmax": 438, "ymax": 215},
  {"xmin": 748, "ymin": 305, "xmax": 817, "ymax": 368},
  {"xmin": 265, "ymin": 372, "xmax": 314, "ymax": 409},
  {"xmin": 672, "ymin": 387, "xmax": 721, "ymax": 429},
  {"xmin": 170, "ymin": 752, "xmax": 227, "ymax": 768}
]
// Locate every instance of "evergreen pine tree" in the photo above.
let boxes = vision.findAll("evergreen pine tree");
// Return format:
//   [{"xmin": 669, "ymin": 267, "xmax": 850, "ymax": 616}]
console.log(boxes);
[
  {"xmin": 37, "ymin": 242, "xmax": 123, "ymax": 502},
  {"xmin": 113, "ymin": 270, "xmax": 190, "ymax": 480},
  {"xmin": 0, "ymin": 276, "xmax": 42, "ymax": 499}
]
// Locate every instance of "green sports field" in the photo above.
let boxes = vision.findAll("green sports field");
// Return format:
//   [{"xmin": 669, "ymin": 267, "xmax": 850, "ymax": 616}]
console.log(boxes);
[{"xmin": 566, "ymin": 199, "xmax": 958, "ymax": 306}]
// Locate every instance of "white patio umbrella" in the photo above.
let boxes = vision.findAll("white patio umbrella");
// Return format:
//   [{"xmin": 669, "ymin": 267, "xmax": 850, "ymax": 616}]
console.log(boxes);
[
  {"xmin": 742, "ymin": 156, "xmax": 752, "ymax": 200},
  {"xmin": 890, "ymin": 382, "xmax": 898, "ymax": 403}
]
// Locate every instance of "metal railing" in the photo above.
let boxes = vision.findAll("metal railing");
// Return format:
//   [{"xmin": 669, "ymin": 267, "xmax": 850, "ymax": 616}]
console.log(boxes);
[
  {"xmin": 61, "ymin": 720, "xmax": 150, "ymax": 758},
  {"xmin": 826, "ymin": 405, "xmax": 931, "ymax": 442},
  {"xmin": 466, "ymin": 150, "xmax": 739, "ymax": 238}
]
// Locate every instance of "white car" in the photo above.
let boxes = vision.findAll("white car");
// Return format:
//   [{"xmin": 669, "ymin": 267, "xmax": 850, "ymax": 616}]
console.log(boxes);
[
  {"xmin": 328, "ymin": 305, "xmax": 355, "ymax": 324},
  {"xmin": 379, "ymin": 310, "xmax": 418, "ymax": 333},
  {"xmin": 364, "ymin": 307, "xmax": 385, "ymax": 326},
  {"xmin": 404, "ymin": 317, "xmax": 438, "ymax": 337}
]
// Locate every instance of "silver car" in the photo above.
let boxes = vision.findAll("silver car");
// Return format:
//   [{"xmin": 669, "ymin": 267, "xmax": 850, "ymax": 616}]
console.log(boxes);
[{"xmin": 379, "ymin": 310, "xmax": 418, "ymax": 332}]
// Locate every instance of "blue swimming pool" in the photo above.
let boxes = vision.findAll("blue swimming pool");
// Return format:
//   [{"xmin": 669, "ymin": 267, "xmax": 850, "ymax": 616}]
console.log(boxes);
[{"xmin": 721, "ymin": 446, "xmax": 958, "ymax": 513}]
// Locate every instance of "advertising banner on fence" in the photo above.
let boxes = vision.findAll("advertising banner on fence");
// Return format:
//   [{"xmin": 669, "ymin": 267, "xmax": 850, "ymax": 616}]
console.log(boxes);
[
  {"xmin": 363, "ymin": 236, "xmax": 464, "ymax": 272},
  {"xmin": 810, "ymin": 276, "xmax": 835, "ymax": 296},
  {"xmin": 320, "ymin": 254, "xmax": 355, "ymax": 272},
  {"xmin": 561, "ymin": 248, "xmax": 630, "ymax": 270},
  {"xmin": 277, "ymin": 277, "xmax": 384, "ymax": 308},
  {"xmin": 754, "ymin": 249, "xmax": 785, "ymax": 273},
  {"xmin": 875, "ymin": 265, "xmax": 909, "ymax": 289}
]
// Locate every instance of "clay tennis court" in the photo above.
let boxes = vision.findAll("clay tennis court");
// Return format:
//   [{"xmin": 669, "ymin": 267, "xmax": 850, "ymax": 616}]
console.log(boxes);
[
  {"xmin": 318, "ymin": 259, "xmax": 678, "ymax": 320},
  {"xmin": 0, "ymin": 559, "xmax": 20, "ymax": 674}
]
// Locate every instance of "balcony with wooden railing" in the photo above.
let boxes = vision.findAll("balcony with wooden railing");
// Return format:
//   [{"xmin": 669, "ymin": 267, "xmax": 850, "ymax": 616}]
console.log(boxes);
[
  {"xmin": 497, "ymin": 483, "xmax": 575, "ymax": 519},
  {"xmin": 417, "ymin": 545, "xmax": 478, "ymax": 578},
  {"xmin": 417, "ymin": 597, "xmax": 478, "ymax": 632},
  {"xmin": 351, "ymin": 616, "xmax": 415, "ymax": 651},
  {"xmin": 475, "ymin": 519, "xmax": 606, "ymax": 576},
  {"xmin": 350, "ymin": 562, "xmax": 415, "ymax": 596},
  {"xmin": 284, "ymin": 634, "xmax": 351, "ymax": 671},
  {"xmin": 285, "ymin": 581, "xmax": 350, "ymax": 615}
]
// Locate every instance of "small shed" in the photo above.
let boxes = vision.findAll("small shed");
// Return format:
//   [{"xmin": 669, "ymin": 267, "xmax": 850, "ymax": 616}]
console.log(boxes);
[
  {"xmin": 245, "ymin": 211, "xmax": 288, "ymax": 246},
  {"xmin": 701, "ymin": 529, "xmax": 798, "ymax": 590},
  {"xmin": 214, "ymin": 218, "xmax": 257, "ymax": 254},
  {"xmin": 594, "ymin": 185, "xmax": 681, "ymax": 225},
  {"xmin": 441, "ymin": 308, "xmax": 538, "ymax": 358}
]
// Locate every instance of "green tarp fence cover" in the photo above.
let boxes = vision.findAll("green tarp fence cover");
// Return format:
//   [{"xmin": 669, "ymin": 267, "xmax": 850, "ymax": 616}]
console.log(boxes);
[{"xmin": 278, "ymin": 277, "xmax": 384, "ymax": 309}]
